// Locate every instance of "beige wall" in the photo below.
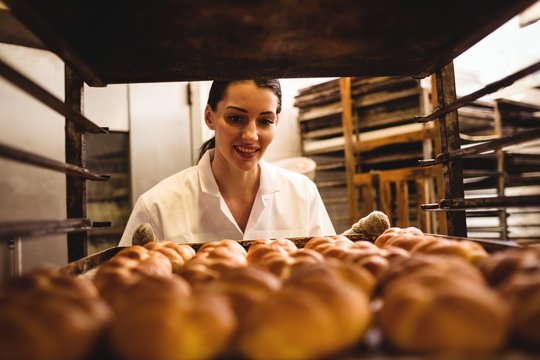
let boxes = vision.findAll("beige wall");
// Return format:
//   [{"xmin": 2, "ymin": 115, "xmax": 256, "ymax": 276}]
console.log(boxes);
[{"xmin": 0, "ymin": 42, "xmax": 329, "ymax": 280}]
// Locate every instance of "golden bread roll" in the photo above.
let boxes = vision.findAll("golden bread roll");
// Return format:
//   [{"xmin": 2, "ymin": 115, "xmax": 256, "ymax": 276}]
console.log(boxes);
[
  {"xmin": 379, "ymin": 245, "xmax": 411, "ymax": 262},
  {"xmin": 239, "ymin": 261, "xmax": 371, "ymax": 360},
  {"xmin": 477, "ymin": 247, "xmax": 540, "ymax": 287},
  {"xmin": 198, "ymin": 239, "xmax": 247, "ymax": 257},
  {"xmin": 211, "ymin": 266, "xmax": 282, "ymax": 329},
  {"xmin": 144, "ymin": 240, "xmax": 196, "ymax": 272},
  {"xmin": 304, "ymin": 235, "xmax": 354, "ymax": 252},
  {"xmin": 176, "ymin": 261, "xmax": 221, "ymax": 286},
  {"xmin": 374, "ymin": 226, "xmax": 424, "ymax": 249},
  {"xmin": 93, "ymin": 246, "xmax": 172, "ymax": 309},
  {"xmin": 411, "ymin": 238, "xmax": 488, "ymax": 264},
  {"xmin": 246, "ymin": 242, "xmax": 289, "ymax": 264},
  {"xmin": 377, "ymin": 253, "xmax": 486, "ymax": 292},
  {"xmin": 315, "ymin": 242, "xmax": 351, "ymax": 259},
  {"xmin": 350, "ymin": 240, "xmax": 379, "ymax": 251},
  {"xmin": 278, "ymin": 248, "xmax": 325, "ymax": 279},
  {"xmin": 378, "ymin": 255, "xmax": 510, "ymax": 353},
  {"xmin": 303, "ymin": 235, "xmax": 336, "ymax": 250},
  {"xmin": 251, "ymin": 249, "xmax": 291, "ymax": 277},
  {"xmin": 110, "ymin": 276, "xmax": 235, "ymax": 360},
  {"xmin": 0, "ymin": 267, "xmax": 111, "ymax": 360},
  {"xmin": 344, "ymin": 249, "xmax": 389, "ymax": 280},
  {"xmin": 499, "ymin": 272, "xmax": 540, "ymax": 346}
]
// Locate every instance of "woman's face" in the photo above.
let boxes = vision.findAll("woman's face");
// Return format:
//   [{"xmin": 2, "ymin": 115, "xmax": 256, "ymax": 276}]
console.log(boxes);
[{"xmin": 205, "ymin": 81, "xmax": 279, "ymax": 173}]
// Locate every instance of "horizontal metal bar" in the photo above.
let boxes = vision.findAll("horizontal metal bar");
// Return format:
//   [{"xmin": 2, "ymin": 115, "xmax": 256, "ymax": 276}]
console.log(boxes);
[
  {"xmin": 424, "ymin": 233, "xmax": 521, "ymax": 251},
  {"xmin": 440, "ymin": 195, "xmax": 540, "ymax": 209},
  {"xmin": 447, "ymin": 127, "xmax": 540, "ymax": 159},
  {"xmin": 0, "ymin": 218, "xmax": 92, "ymax": 241},
  {"xmin": 0, "ymin": 57, "xmax": 107, "ymax": 133},
  {"xmin": 0, "ymin": 142, "xmax": 110, "ymax": 181},
  {"xmin": 416, "ymin": 60, "xmax": 540, "ymax": 123},
  {"xmin": 421, "ymin": 128, "xmax": 540, "ymax": 166}
]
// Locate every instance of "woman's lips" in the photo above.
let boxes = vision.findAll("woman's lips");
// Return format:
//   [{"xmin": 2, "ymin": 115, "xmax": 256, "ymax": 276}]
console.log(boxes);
[{"xmin": 234, "ymin": 145, "xmax": 259, "ymax": 158}]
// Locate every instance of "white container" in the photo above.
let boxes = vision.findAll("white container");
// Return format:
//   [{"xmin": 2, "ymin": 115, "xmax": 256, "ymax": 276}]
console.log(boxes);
[{"xmin": 271, "ymin": 157, "xmax": 317, "ymax": 180}]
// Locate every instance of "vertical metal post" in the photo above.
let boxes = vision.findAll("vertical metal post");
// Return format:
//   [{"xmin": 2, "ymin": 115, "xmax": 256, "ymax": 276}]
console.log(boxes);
[
  {"xmin": 494, "ymin": 102, "xmax": 508, "ymax": 240},
  {"xmin": 65, "ymin": 66, "xmax": 87, "ymax": 261},
  {"xmin": 435, "ymin": 63, "xmax": 467, "ymax": 237},
  {"xmin": 340, "ymin": 77, "xmax": 360, "ymax": 225}
]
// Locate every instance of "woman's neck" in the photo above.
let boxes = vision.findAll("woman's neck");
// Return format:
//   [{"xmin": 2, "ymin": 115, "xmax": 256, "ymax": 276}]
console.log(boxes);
[{"xmin": 211, "ymin": 155, "xmax": 260, "ymax": 231}]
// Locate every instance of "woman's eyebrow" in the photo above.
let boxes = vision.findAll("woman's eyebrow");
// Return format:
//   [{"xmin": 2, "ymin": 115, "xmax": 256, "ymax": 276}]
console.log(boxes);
[
  {"xmin": 226, "ymin": 106, "xmax": 275, "ymax": 116},
  {"xmin": 225, "ymin": 106, "xmax": 248, "ymax": 113}
]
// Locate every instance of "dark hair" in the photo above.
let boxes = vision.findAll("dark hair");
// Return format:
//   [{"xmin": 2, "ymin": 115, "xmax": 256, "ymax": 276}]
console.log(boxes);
[{"xmin": 197, "ymin": 79, "xmax": 282, "ymax": 163}]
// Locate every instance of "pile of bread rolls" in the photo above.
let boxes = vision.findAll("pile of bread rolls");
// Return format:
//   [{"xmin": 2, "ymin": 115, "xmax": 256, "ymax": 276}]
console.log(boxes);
[{"xmin": 1, "ymin": 224, "xmax": 539, "ymax": 360}]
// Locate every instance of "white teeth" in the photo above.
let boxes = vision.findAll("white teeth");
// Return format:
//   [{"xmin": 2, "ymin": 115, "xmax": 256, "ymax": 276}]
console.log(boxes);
[{"xmin": 236, "ymin": 146, "xmax": 257, "ymax": 153}]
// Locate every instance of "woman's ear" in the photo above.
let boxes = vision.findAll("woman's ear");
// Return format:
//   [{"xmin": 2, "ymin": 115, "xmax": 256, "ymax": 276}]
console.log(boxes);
[{"xmin": 204, "ymin": 105, "xmax": 215, "ymax": 130}]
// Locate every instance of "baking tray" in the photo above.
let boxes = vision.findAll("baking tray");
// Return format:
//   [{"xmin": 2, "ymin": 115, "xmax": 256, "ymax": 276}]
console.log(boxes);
[{"xmin": 60, "ymin": 233, "xmax": 521, "ymax": 276}]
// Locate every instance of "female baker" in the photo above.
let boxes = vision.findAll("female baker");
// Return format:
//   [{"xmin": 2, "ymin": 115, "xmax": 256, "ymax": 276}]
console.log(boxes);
[{"xmin": 119, "ymin": 79, "xmax": 335, "ymax": 245}]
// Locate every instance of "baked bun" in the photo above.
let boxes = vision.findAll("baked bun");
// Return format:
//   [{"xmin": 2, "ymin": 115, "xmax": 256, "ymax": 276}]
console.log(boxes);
[
  {"xmin": 177, "ymin": 240, "xmax": 248, "ymax": 286},
  {"xmin": 344, "ymin": 249, "xmax": 389, "ymax": 280},
  {"xmin": 477, "ymin": 247, "xmax": 540, "ymax": 287},
  {"xmin": 378, "ymin": 255, "xmax": 510, "ymax": 353},
  {"xmin": 198, "ymin": 239, "xmax": 247, "ymax": 257},
  {"xmin": 144, "ymin": 240, "xmax": 196, "ymax": 272},
  {"xmin": 247, "ymin": 238, "xmax": 296, "ymax": 264},
  {"xmin": 410, "ymin": 238, "xmax": 488, "ymax": 264},
  {"xmin": 0, "ymin": 267, "xmax": 111, "ymax": 360},
  {"xmin": 499, "ymin": 272, "xmax": 540, "ymax": 346},
  {"xmin": 238, "ymin": 261, "xmax": 371, "ymax": 360},
  {"xmin": 93, "ymin": 246, "xmax": 172, "ymax": 309},
  {"xmin": 110, "ymin": 275, "xmax": 235, "ymax": 360},
  {"xmin": 374, "ymin": 226, "xmax": 424, "ymax": 249},
  {"xmin": 211, "ymin": 266, "xmax": 282, "ymax": 330}
]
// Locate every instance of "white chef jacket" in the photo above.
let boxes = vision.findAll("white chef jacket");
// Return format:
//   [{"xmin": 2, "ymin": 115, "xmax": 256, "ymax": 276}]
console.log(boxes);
[{"xmin": 119, "ymin": 150, "xmax": 335, "ymax": 245}]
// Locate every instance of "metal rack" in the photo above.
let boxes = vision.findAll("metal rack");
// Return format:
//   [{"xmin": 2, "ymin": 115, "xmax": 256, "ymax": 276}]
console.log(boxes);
[{"xmin": 0, "ymin": 0, "xmax": 536, "ymax": 262}]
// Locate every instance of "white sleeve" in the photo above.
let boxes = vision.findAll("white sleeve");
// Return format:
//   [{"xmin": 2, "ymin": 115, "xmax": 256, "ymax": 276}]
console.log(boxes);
[
  {"xmin": 118, "ymin": 196, "xmax": 160, "ymax": 246},
  {"xmin": 308, "ymin": 181, "xmax": 336, "ymax": 236}
]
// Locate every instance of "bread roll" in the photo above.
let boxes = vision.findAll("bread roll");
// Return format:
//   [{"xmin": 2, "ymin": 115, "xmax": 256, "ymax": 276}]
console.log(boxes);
[
  {"xmin": 375, "ymin": 226, "xmax": 424, "ymax": 249},
  {"xmin": 0, "ymin": 267, "xmax": 111, "ymax": 360},
  {"xmin": 344, "ymin": 249, "xmax": 389, "ymax": 280},
  {"xmin": 198, "ymin": 239, "xmax": 247, "ymax": 257},
  {"xmin": 499, "ymin": 272, "xmax": 540, "ymax": 346},
  {"xmin": 378, "ymin": 255, "xmax": 510, "ymax": 353},
  {"xmin": 377, "ymin": 253, "xmax": 486, "ymax": 292},
  {"xmin": 110, "ymin": 276, "xmax": 235, "ymax": 360},
  {"xmin": 93, "ymin": 246, "xmax": 172, "ymax": 309},
  {"xmin": 211, "ymin": 266, "xmax": 282, "ymax": 330},
  {"xmin": 144, "ymin": 240, "xmax": 196, "ymax": 272},
  {"xmin": 238, "ymin": 261, "xmax": 371, "ymax": 360},
  {"xmin": 478, "ymin": 247, "xmax": 540, "ymax": 287},
  {"xmin": 246, "ymin": 242, "xmax": 289, "ymax": 264},
  {"xmin": 411, "ymin": 237, "xmax": 488, "ymax": 264}
]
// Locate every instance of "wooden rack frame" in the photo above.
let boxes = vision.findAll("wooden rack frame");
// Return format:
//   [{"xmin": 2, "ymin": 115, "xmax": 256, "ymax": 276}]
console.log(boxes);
[{"xmin": 1, "ymin": 0, "xmax": 537, "ymax": 263}]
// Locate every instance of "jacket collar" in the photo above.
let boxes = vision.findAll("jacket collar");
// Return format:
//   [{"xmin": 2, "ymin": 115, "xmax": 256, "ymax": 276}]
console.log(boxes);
[{"xmin": 198, "ymin": 149, "xmax": 279, "ymax": 196}]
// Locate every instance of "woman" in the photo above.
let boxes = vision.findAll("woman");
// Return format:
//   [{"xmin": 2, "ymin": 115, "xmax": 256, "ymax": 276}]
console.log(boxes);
[{"xmin": 119, "ymin": 79, "xmax": 335, "ymax": 245}]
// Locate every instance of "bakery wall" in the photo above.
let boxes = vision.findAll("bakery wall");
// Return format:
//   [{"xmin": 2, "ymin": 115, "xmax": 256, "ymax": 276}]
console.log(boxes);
[{"xmin": 0, "ymin": 42, "xmax": 328, "ymax": 279}]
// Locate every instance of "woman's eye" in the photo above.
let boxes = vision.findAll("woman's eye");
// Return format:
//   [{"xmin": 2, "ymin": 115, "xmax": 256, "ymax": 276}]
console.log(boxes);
[
  {"xmin": 259, "ymin": 118, "xmax": 275, "ymax": 126},
  {"xmin": 227, "ymin": 115, "xmax": 244, "ymax": 124}
]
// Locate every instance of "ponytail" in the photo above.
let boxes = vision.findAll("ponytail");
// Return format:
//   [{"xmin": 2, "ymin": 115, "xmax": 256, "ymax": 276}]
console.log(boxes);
[{"xmin": 197, "ymin": 136, "xmax": 215, "ymax": 163}]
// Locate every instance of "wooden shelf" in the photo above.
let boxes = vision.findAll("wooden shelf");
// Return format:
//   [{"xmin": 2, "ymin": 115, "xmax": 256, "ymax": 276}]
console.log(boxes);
[{"xmin": 4, "ymin": 0, "xmax": 534, "ymax": 85}]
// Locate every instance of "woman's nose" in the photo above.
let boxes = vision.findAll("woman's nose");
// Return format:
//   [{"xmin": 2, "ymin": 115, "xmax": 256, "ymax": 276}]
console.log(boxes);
[{"xmin": 241, "ymin": 121, "xmax": 258, "ymax": 142}]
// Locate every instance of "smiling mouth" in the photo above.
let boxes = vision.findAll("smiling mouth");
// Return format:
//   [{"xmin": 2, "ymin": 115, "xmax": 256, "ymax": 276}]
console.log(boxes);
[{"xmin": 234, "ymin": 145, "xmax": 260, "ymax": 154}]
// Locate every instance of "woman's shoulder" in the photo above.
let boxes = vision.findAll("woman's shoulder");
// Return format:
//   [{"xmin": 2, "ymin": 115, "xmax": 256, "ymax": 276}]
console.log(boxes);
[{"xmin": 142, "ymin": 165, "xmax": 199, "ymax": 199}]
